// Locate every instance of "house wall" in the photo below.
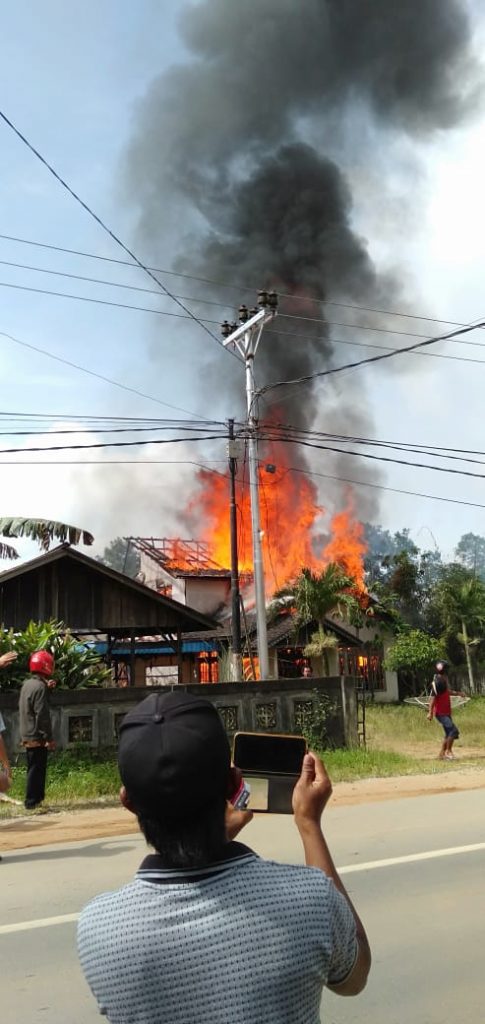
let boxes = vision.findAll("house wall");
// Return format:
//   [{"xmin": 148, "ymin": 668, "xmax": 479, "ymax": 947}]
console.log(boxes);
[
  {"xmin": 1, "ymin": 678, "xmax": 359, "ymax": 755},
  {"xmin": 327, "ymin": 617, "xmax": 399, "ymax": 703},
  {"xmin": 184, "ymin": 578, "xmax": 231, "ymax": 617},
  {"xmin": 137, "ymin": 559, "xmax": 231, "ymax": 618}
]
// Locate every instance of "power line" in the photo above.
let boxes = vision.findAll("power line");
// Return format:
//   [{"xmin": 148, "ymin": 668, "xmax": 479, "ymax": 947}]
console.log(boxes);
[
  {"xmin": 276, "ymin": 465, "xmax": 485, "ymax": 512},
  {"xmin": 258, "ymin": 432, "xmax": 485, "ymax": 481},
  {"xmin": 266, "ymin": 327, "xmax": 485, "ymax": 365},
  {"xmin": 2, "ymin": 255, "xmax": 480, "ymax": 348},
  {"xmin": 0, "ymin": 278, "xmax": 222, "ymax": 323},
  {"xmin": 4, "ymin": 426, "xmax": 485, "ymax": 480},
  {"xmin": 0, "ymin": 410, "xmax": 210, "ymax": 425},
  {"xmin": 0, "ymin": 109, "xmax": 240, "ymax": 362},
  {"xmin": 3, "ymin": 274, "xmax": 484, "ymax": 368},
  {"xmin": 0, "ymin": 422, "xmax": 223, "ymax": 437},
  {"xmin": 0, "ymin": 257, "xmax": 231, "ymax": 309},
  {"xmin": 0, "ymin": 231, "xmax": 477, "ymax": 332},
  {"xmin": 259, "ymin": 318, "xmax": 485, "ymax": 395},
  {"xmin": 262, "ymin": 425, "xmax": 485, "ymax": 466},
  {"xmin": 1, "ymin": 272, "xmax": 482, "ymax": 376},
  {"xmin": 279, "ymin": 311, "xmax": 485, "ymax": 342},
  {"xmin": 5, "ymin": 451, "xmax": 484, "ymax": 513},
  {"xmin": 0, "ymin": 329, "xmax": 215, "ymax": 421},
  {"xmin": 263, "ymin": 423, "xmax": 482, "ymax": 452},
  {"xmin": 0, "ymin": 434, "xmax": 226, "ymax": 455},
  {"xmin": 1, "ymin": 275, "xmax": 484, "ymax": 371}
]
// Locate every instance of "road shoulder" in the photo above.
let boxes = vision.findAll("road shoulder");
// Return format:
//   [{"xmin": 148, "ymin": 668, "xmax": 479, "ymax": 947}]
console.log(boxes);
[{"xmin": 1, "ymin": 766, "xmax": 484, "ymax": 852}]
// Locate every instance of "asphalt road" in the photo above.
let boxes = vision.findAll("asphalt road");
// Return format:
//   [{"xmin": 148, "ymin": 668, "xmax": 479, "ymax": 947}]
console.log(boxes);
[{"xmin": 1, "ymin": 787, "xmax": 484, "ymax": 1023}]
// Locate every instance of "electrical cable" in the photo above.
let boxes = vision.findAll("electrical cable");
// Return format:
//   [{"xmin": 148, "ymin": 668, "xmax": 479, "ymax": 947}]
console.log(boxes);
[
  {"xmin": 267, "ymin": 464, "xmax": 485, "ymax": 512},
  {"xmin": 2, "ymin": 452, "xmax": 485, "ymax": 511},
  {"xmin": 258, "ymin": 424, "xmax": 485, "ymax": 467},
  {"xmin": 0, "ymin": 278, "xmax": 224, "ymax": 323},
  {"xmin": 0, "ymin": 257, "xmax": 233, "ymax": 310},
  {"xmin": 278, "ymin": 312, "xmax": 485, "ymax": 342},
  {"xmin": 0, "ymin": 422, "xmax": 224, "ymax": 437},
  {"xmin": 5, "ymin": 429, "xmax": 485, "ymax": 492},
  {"xmin": 0, "ymin": 329, "xmax": 215, "ymax": 421},
  {"xmin": 0, "ymin": 109, "xmax": 242, "ymax": 362},
  {"xmin": 0, "ymin": 434, "xmax": 226, "ymax": 455},
  {"xmin": 3, "ymin": 255, "xmax": 481, "ymax": 351},
  {"xmin": 259, "ymin": 471, "xmax": 280, "ymax": 592},
  {"xmin": 0, "ymin": 231, "xmax": 479, "ymax": 333},
  {"xmin": 266, "ymin": 327, "xmax": 485, "ymax": 363},
  {"xmin": 0, "ymin": 274, "xmax": 483, "ymax": 368},
  {"xmin": 256, "ymin": 432, "xmax": 485, "ymax": 481},
  {"xmin": 258, "ymin": 318, "xmax": 485, "ymax": 395}
]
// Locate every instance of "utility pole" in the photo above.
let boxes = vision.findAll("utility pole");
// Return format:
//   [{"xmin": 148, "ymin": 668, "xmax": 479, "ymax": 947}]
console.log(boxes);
[
  {"xmin": 221, "ymin": 290, "xmax": 278, "ymax": 679},
  {"xmin": 227, "ymin": 418, "xmax": 243, "ymax": 681}
]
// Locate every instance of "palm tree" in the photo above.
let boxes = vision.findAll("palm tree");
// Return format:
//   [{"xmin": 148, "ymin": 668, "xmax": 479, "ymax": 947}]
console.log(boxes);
[
  {"xmin": 274, "ymin": 564, "xmax": 359, "ymax": 675},
  {"xmin": 438, "ymin": 575, "xmax": 485, "ymax": 693},
  {"xmin": 0, "ymin": 517, "xmax": 94, "ymax": 560}
]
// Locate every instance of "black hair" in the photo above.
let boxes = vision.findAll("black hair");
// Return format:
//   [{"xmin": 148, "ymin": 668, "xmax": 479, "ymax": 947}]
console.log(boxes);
[{"xmin": 136, "ymin": 797, "xmax": 227, "ymax": 868}]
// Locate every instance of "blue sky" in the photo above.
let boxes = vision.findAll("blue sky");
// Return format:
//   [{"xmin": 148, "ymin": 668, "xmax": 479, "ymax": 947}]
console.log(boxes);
[{"xmin": 1, "ymin": 0, "xmax": 485, "ymax": 564}]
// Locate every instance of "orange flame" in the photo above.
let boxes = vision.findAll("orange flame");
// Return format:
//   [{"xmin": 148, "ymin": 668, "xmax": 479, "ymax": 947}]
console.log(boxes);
[{"xmin": 185, "ymin": 443, "xmax": 366, "ymax": 594}]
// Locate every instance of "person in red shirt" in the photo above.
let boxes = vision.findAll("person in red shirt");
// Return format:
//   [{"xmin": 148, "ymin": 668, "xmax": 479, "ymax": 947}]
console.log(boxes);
[{"xmin": 428, "ymin": 661, "xmax": 465, "ymax": 760}]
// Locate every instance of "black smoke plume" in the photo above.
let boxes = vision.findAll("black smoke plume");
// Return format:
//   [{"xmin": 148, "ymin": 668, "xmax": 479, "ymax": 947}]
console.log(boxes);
[{"xmin": 125, "ymin": 0, "xmax": 480, "ymax": 514}]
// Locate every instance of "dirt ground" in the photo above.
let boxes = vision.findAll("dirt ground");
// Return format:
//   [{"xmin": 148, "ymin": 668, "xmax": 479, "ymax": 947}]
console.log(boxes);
[{"xmin": 1, "ymin": 766, "xmax": 485, "ymax": 852}]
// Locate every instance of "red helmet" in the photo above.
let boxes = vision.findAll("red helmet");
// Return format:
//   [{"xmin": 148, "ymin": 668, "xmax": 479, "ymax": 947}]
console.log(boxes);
[{"xmin": 29, "ymin": 650, "xmax": 54, "ymax": 677}]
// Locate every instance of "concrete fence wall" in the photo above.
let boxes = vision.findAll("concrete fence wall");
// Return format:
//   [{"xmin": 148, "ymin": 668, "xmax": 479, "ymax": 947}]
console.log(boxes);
[{"xmin": 1, "ymin": 677, "xmax": 358, "ymax": 756}]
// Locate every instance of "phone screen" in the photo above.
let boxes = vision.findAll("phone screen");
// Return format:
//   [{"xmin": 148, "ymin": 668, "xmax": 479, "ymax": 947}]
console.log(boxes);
[{"xmin": 233, "ymin": 733, "xmax": 306, "ymax": 775}]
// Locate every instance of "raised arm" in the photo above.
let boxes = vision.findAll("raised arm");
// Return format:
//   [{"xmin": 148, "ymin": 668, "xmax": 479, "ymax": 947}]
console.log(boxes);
[{"xmin": 292, "ymin": 752, "xmax": 371, "ymax": 996}]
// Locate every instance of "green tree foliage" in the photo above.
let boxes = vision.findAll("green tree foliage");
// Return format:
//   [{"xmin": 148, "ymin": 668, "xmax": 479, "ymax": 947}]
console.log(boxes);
[
  {"xmin": 0, "ymin": 517, "xmax": 94, "ymax": 560},
  {"xmin": 433, "ymin": 568, "xmax": 485, "ymax": 692},
  {"xmin": 98, "ymin": 538, "xmax": 140, "ymax": 578},
  {"xmin": 0, "ymin": 621, "xmax": 110, "ymax": 691},
  {"xmin": 384, "ymin": 629, "xmax": 444, "ymax": 694},
  {"xmin": 364, "ymin": 525, "xmax": 418, "ymax": 586},
  {"xmin": 272, "ymin": 564, "xmax": 360, "ymax": 675},
  {"xmin": 292, "ymin": 565, "xmax": 358, "ymax": 625},
  {"xmin": 364, "ymin": 523, "xmax": 443, "ymax": 629},
  {"xmin": 455, "ymin": 532, "xmax": 485, "ymax": 580}
]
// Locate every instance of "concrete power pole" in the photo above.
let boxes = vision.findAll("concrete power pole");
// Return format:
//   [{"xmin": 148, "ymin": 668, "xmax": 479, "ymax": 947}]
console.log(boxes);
[
  {"xmin": 221, "ymin": 291, "xmax": 278, "ymax": 680},
  {"xmin": 227, "ymin": 418, "xmax": 243, "ymax": 681}
]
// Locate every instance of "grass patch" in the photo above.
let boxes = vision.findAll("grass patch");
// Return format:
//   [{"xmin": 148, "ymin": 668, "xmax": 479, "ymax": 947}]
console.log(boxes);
[
  {"xmin": 365, "ymin": 697, "xmax": 485, "ymax": 753},
  {"xmin": 319, "ymin": 748, "xmax": 456, "ymax": 783},
  {"xmin": 1, "ymin": 747, "xmax": 120, "ymax": 817},
  {"xmin": 1, "ymin": 700, "xmax": 484, "ymax": 815}
]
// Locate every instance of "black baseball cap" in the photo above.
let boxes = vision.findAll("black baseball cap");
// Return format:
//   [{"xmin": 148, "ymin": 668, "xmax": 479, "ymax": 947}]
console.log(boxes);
[{"xmin": 118, "ymin": 691, "xmax": 231, "ymax": 817}]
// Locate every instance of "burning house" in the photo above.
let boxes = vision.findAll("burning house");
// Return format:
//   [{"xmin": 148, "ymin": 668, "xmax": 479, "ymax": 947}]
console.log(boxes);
[
  {"xmin": 113, "ymin": 0, "xmax": 478, "ymax": 697},
  {"xmin": 126, "ymin": 535, "xmax": 398, "ymax": 700}
]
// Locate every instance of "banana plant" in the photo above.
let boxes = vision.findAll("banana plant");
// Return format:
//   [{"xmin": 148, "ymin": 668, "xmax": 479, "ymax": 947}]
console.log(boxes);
[{"xmin": 0, "ymin": 517, "xmax": 94, "ymax": 560}]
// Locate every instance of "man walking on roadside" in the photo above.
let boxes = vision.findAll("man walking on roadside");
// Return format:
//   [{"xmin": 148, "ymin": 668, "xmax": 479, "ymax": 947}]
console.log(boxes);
[
  {"xmin": 19, "ymin": 651, "xmax": 56, "ymax": 810},
  {"xmin": 78, "ymin": 691, "xmax": 371, "ymax": 1024},
  {"xmin": 428, "ymin": 661, "xmax": 466, "ymax": 760}
]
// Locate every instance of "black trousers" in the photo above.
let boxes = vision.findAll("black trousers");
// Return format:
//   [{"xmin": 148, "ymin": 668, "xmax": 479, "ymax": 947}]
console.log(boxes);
[{"xmin": 25, "ymin": 747, "xmax": 48, "ymax": 808}]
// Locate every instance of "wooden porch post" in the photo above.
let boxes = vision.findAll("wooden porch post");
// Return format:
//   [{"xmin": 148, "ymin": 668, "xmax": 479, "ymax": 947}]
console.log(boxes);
[
  {"xmin": 176, "ymin": 629, "xmax": 183, "ymax": 686},
  {"xmin": 130, "ymin": 629, "xmax": 136, "ymax": 688}
]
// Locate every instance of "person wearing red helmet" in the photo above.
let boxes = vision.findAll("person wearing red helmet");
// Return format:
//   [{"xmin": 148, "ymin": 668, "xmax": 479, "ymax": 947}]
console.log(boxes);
[{"xmin": 18, "ymin": 650, "xmax": 56, "ymax": 810}]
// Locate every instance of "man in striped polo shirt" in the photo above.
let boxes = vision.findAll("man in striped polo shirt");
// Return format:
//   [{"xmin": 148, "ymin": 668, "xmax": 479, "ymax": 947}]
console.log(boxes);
[{"xmin": 78, "ymin": 692, "xmax": 371, "ymax": 1023}]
